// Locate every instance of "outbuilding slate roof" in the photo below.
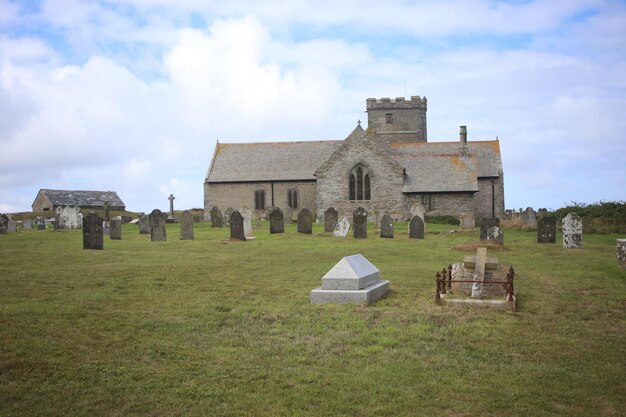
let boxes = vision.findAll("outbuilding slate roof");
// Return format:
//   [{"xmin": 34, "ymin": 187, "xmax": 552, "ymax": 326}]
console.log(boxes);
[
  {"xmin": 206, "ymin": 141, "xmax": 343, "ymax": 182},
  {"xmin": 37, "ymin": 189, "xmax": 126, "ymax": 208}
]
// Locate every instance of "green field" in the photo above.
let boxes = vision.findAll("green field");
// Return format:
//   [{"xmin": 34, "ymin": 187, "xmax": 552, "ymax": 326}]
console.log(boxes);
[{"xmin": 1, "ymin": 222, "xmax": 624, "ymax": 416}]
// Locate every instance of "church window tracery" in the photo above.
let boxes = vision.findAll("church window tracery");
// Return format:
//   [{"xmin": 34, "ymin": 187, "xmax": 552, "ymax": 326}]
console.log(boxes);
[{"xmin": 349, "ymin": 164, "xmax": 371, "ymax": 201}]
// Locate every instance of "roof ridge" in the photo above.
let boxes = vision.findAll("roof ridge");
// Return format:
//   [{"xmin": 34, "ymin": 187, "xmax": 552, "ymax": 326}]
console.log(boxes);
[
  {"xmin": 219, "ymin": 139, "xmax": 343, "ymax": 146},
  {"xmin": 391, "ymin": 140, "xmax": 499, "ymax": 147}
]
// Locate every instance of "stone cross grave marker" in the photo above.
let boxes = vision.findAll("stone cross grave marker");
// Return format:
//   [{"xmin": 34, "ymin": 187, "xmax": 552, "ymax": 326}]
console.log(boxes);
[
  {"xmin": 230, "ymin": 210, "xmax": 245, "ymax": 241},
  {"xmin": 180, "ymin": 210, "xmax": 194, "ymax": 240},
  {"xmin": 83, "ymin": 212, "xmax": 103, "ymax": 250},
  {"xmin": 210, "ymin": 206, "xmax": 223, "ymax": 228},
  {"xmin": 333, "ymin": 217, "xmax": 350, "ymax": 238},
  {"xmin": 23, "ymin": 219, "xmax": 32, "ymax": 230},
  {"xmin": 269, "ymin": 208, "xmax": 284, "ymax": 234},
  {"xmin": 353, "ymin": 207, "xmax": 367, "ymax": 238},
  {"xmin": 324, "ymin": 207, "xmax": 338, "ymax": 233},
  {"xmin": 471, "ymin": 247, "xmax": 488, "ymax": 297},
  {"xmin": 480, "ymin": 218, "xmax": 500, "ymax": 241},
  {"xmin": 149, "ymin": 209, "xmax": 166, "ymax": 241},
  {"xmin": 409, "ymin": 215, "xmax": 424, "ymax": 239},
  {"xmin": 109, "ymin": 216, "xmax": 122, "ymax": 240},
  {"xmin": 104, "ymin": 201, "xmax": 110, "ymax": 222},
  {"xmin": 537, "ymin": 216, "xmax": 556, "ymax": 244},
  {"xmin": 562, "ymin": 212, "xmax": 583, "ymax": 248},
  {"xmin": 139, "ymin": 215, "xmax": 150, "ymax": 234},
  {"xmin": 380, "ymin": 214, "xmax": 394, "ymax": 238},
  {"xmin": 168, "ymin": 194, "xmax": 175, "ymax": 216},
  {"xmin": 240, "ymin": 206, "xmax": 254, "ymax": 239},
  {"xmin": 297, "ymin": 208, "xmax": 313, "ymax": 234}
]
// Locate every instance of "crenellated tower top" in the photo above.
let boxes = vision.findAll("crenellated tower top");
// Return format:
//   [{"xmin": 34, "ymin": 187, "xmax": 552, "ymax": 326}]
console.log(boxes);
[{"xmin": 365, "ymin": 95, "xmax": 428, "ymax": 143}]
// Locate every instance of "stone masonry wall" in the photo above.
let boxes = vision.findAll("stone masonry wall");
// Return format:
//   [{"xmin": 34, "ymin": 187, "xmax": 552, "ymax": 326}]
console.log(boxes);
[
  {"xmin": 204, "ymin": 181, "xmax": 317, "ymax": 220},
  {"xmin": 366, "ymin": 96, "xmax": 427, "ymax": 144},
  {"xmin": 32, "ymin": 192, "xmax": 53, "ymax": 211},
  {"xmin": 476, "ymin": 177, "xmax": 505, "ymax": 221},
  {"xmin": 403, "ymin": 193, "xmax": 476, "ymax": 219}
]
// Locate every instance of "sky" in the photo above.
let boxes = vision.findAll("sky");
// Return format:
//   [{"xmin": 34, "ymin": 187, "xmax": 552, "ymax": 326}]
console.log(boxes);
[{"xmin": 1, "ymin": 0, "xmax": 625, "ymax": 213}]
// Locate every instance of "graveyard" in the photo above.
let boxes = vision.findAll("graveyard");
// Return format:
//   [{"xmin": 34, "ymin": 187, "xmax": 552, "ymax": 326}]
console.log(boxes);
[{"xmin": 0, "ymin": 220, "xmax": 624, "ymax": 416}]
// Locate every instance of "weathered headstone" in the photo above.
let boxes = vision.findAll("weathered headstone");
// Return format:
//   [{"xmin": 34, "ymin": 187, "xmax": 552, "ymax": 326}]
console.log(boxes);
[
  {"xmin": 324, "ymin": 207, "xmax": 338, "ymax": 233},
  {"xmin": 486, "ymin": 226, "xmax": 504, "ymax": 245},
  {"xmin": 139, "ymin": 215, "xmax": 150, "ymax": 234},
  {"xmin": 353, "ymin": 207, "xmax": 367, "ymax": 238},
  {"xmin": 210, "ymin": 206, "xmax": 223, "ymax": 227},
  {"xmin": 269, "ymin": 208, "xmax": 284, "ymax": 234},
  {"xmin": 230, "ymin": 210, "xmax": 245, "ymax": 241},
  {"xmin": 522, "ymin": 207, "xmax": 537, "ymax": 227},
  {"xmin": 23, "ymin": 219, "xmax": 32, "ymax": 230},
  {"xmin": 537, "ymin": 208, "xmax": 548, "ymax": 218},
  {"xmin": 333, "ymin": 217, "xmax": 350, "ymax": 238},
  {"xmin": 537, "ymin": 216, "xmax": 556, "ymax": 244},
  {"xmin": 0, "ymin": 214, "xmax": 8, "ymax": 234},
  {"xmin": 459, "ymin": 213, "xmax": 475, "ymax": 229},
  {"xmin": 224, "ymin": 207, "xmax": 234, "ymax": 227},
  {"xmin": 380, "ymin": 214, "xmax": 394, "ymax": 238},
  {"xmin": 283, "ymin": 207, "xmax": 293, "ymax": 225},
  {"xmin": 103, "ymin": 221, "xmax": 110, "ymax": 236},
  {"xmin": 110, "ymin": 217, "xmax": 122, "ymax": 240},
  {"xmin": 149, "ymin": 209, "xmax": 166, "ymax": 242},
  {"xmin": 7, "ymin": 219, "xmax": 17, "ymax": 233},
  {"xmin": 179, "ymin": 210, "xmax": 194, "ymax": 240},
  {"xmin": 310, "ymin": 254, "xmax": 390, "ymax": 304},
  {"xmin": 562, "ymin": 212, "xmax": 583, "ymax": 248},
  {"xmin": 35, "ymin": 216, "xmax": 46, "ymax": 230},
  {"xmin": 410, "ymin": 202, "xmax": 426, "ymax": 221},
  {"xmin": 83, "ymin": 212, "xmax": 103, "ymax": 250},
  {"xmin": 240, "ymin": 206, "xmax": 254, "ymax": 239},
  {"xmin": 409, "ymin": 215, "xmax": 425, "ymax": 239},
  {"xmin": 55, "ymin": 206, "xmax": 82, "ymax": 229},
  {"xmin": 297, "ymin": 208, "xmax": 313, "ymax": 234},
  {"xmin": 480, "ymin": 218, "xmax": 500, "ymax": 241},
  {"xmin": 617, "ymin": 239, "xmax": 626, "ymax": 270}
]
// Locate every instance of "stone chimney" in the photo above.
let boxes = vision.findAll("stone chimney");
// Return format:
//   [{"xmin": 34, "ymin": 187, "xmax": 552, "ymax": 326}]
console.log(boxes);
[{"xmin": 460, "ymin": 125, "xmax": 467, "ymax": 143}]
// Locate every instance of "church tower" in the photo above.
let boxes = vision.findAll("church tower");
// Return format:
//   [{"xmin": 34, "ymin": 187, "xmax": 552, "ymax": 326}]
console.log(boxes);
[{"xmin": 366, "ymin": 96, "xmax": 427, "ymax": 144}]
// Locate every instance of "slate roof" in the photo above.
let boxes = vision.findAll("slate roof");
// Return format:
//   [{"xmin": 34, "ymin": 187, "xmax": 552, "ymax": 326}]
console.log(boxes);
[
  {"xmin": 397, "ymin": 154, "xmax": 479, "ymax": 193},
  {"xmin": 37, "ymin": 189, "xmax": 126, "ymax": 208},
  {"xmin": 206, "ymin": 141, "xmax": 343, "ymax": 182}
]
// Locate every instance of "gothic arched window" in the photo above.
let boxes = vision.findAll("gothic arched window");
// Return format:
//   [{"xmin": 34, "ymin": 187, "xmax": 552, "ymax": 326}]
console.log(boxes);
[{"xmin": 349, "ymin": 164, "xmax": 371, "ymax": 201}]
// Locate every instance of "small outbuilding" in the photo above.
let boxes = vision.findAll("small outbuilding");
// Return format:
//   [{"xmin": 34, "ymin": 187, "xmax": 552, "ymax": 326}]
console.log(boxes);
[{"xmin": 32, "ymin": 189, "xmax": 126, "ymax": 212}]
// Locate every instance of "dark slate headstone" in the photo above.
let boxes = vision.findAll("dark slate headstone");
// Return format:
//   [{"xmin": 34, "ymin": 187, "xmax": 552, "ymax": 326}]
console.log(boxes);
[
  {"xmin": 230, "ymin": 210, "xmax": 245, "ymax": 241},
  {"xmin": 380, "ymin": 214, "xmax": 394, "ymax": 238},
  {"xmin": 210, "ymin": 206, "xmax": 224, "ymax": 228},
  {"xmin": 480, "ymin": 218, "xmax": 500, "ymax": 240},
  {"xmin": 83, "ymin": 212, "xmax": 103, "ymax": 250},
  {"xmin": 109, "ymin": 217, "xmax": 122, "ymax": 240},
  {"xmin": 537, "ymin": 216, "xmax": 556, "ymax": 244},
  {"xmin": 269, "ymin": 208, "xmax": 284, "ymax": 234},
  {"xmin": 0, "ymin": 214, "xmax": 8, "ymax": 235},
  {"xmin": 180, "ymin": 210, "xmax": 194, "ymax": 240},
  {"xmin": 353, "ymin": 207, "xmax": 367, "ymax": 239},
  {"xmin": 224, "ymin": 207, "xmax": 234, "ymax": 227},
  {"xmin": 297, "ymin": 209, "xmax": 313, "ymax": 234},
  {"xmin": 409, "ymin": 215, "xmax": 425, "ymax": 239},
  {"xmin": 324, "ymin": 207, "xmax": 338, "ymax": 233},
  {"xmin": 139, "ymin": 215, "xmax": 150, "ymax": 234},
  {"xmin": 149, "ymin": 209, "xmax": 166, "ymax": 242}
]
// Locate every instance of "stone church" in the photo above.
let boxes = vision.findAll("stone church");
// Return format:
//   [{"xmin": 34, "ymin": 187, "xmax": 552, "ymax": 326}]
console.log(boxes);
[{"xmin": 204, "ymin": 96, "xmax": 504, "ymax": 223}]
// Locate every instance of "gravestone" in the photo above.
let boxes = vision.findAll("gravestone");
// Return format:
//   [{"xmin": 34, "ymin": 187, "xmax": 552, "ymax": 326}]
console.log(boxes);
[
  {"xmin": 522, "ymin": 207, "xmax": 537, "ymax": 227},
  {"xmin": 230, "ymin": 211, "xmax": 245, "ymax": 241},
  {"xmin": 83, "ymin": 212, "xmax": 103, "ymax": 250},
  {"xmin": 7, "ymin": 219, "xmax": 17, "ymax": 233},
  {"xmin": 35, "ymin": 216, "xmax": 46, "ymax": 230},
  {"xmin": 224, "ymin": 207, "xmax": 234, "ymax": 227},
  {"xmin": 210, "ymin": 206, "xmax": 223, "ymax": 227},
  {"xmin": 240, "ymin": 207, "xmax": 254, "ymax": 239},
  {"xmin": 562, "ymin": 212, "xmax": 583, "ymax": 248},
  {"xmin": 168, "ymin": 194, "xmax": 175, "ymax": 216},
  {"xmin": 410, "ymin": 202, "xmax": 426, "ymax": 221},
  {"xmin": 380, "ymin": 214, "xmax": 394, "ymax": 238},
  {"xmin": 537, "ymin": 217, "xmax": 556, "ymax": 244},
  {"xmin": 459, "ymin": 213, "xmax": 475, "ymax": 229},
  {"xmin": 353, "ymin": 207, "xmax": 367, "ymax": 238},
  {"xmin": 537, "ymin": 208, "xmax": 548, "ymax": 218},
  {"xmin": 486, "ymin": 226, "xmax": 504, "ymax": 245},
  {"xmin": 103, "ymin": 201, "xmax": 110, "ymax": 222},
  {"xmin": 480, "ymin": 218, "xmax": 500, "ymax": 241},
  {"xmin": 139, "ymin": 215, "xmax": 150, "ymax": 234},
  {"xmin": 0, "ymin": 214, "xmax": 8, "ymax": 234},
  {"xmin": 55, "ymin": 206, "xmax": 82, "ymax": 229},
  {"xmin": 617, "ymin": 239, "xmax": 626, "ymax": 270},
  {"xmin": 310, "ymin": 254, "xmax": 390, "ymax": 304},
  {"xmin": 149, "ymin": 209, "xmax": 166, "ymax": 242},
  {"xmin": 297, "ymin": 208, "xmax": 313, "ymax": 234},
  {"xmin": 324, "ymin": 207, "xmax": 338, "ymax": 233},
  {"xmin": 283, "ymin": 207, "xmax": 293, "ymax": 225},
  {"xmin": 103, "ymin": 221, "xmax": 110, "ymax": 236},
  {"xmin": 333, "ymin": 217, "xmax": 350, "ymax": 238},
  {"xmin": 109, "ymin": 217, "xmax": 122, "ymax": 240},
  {"xmin": 269, "ymin": 208, "xmax": 284, "ymax": 234},
  {"xmin": 22, "ymin": 219, "xmax": 32, "ymax": 230},
  {"xmin": 409, "ymin": 215, "xmax": 425, "ymax": 239},
  {"xmin": 180, "ymin": 210, "xmax": 194, "ymax": 240}
]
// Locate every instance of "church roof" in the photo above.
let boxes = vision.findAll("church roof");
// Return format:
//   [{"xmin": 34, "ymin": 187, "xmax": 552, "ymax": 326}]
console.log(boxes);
[
  {"xmin": 206, "ymin": 140, "xmax": 343, "ymax": 182},
  {"xmin": 397, "ymin": 154, "xmax": 479, "ymax": 193},
  {"xmin": 35, "ymin": 189, "xmax": 125, "ymax": 208}
]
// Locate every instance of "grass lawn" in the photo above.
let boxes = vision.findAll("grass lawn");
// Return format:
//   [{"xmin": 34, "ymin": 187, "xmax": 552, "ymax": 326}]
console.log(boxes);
[{"xmin": 1, "ymin": 221, "xmax": 624, "ymax": 416}]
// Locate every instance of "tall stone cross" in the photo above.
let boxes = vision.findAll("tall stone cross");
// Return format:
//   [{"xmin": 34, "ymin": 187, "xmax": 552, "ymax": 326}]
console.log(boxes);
[
  {"xmin": 103, "ymin": 200, "xmax": 110, "ymax": 221},
  {"xmin": 168, "ymin": 194, "xmax": 175, "ymax": 216}
]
